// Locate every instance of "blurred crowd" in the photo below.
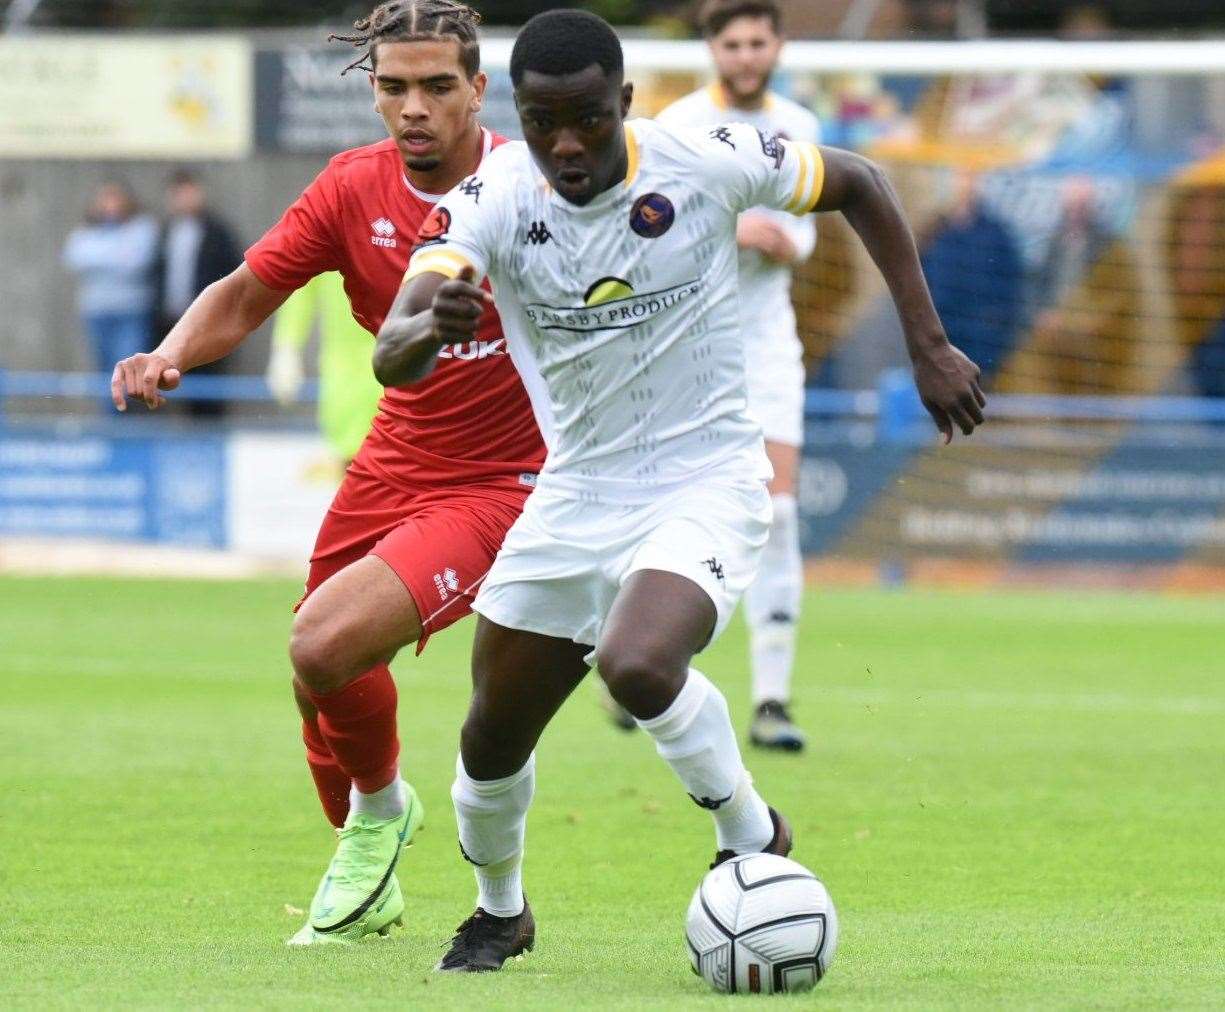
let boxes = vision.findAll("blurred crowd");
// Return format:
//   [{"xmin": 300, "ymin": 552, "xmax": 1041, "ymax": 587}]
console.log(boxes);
[{"xmin": 61, "ymin": 171, "xmax": 242, "ymax": 414}]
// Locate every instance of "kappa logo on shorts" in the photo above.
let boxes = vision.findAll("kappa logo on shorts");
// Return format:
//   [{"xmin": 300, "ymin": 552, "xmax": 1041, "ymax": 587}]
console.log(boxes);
[
  {"xmin": 702, "ymin": 556, "xmax": 725, "ymax": 584},
  {"xmin": 433, "ymin": 567, "xmax": 460, "ymax": 601}
]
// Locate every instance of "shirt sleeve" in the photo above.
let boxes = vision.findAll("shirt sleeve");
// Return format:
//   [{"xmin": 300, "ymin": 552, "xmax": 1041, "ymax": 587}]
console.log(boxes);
[
  {"xmin": 403, "ymin": 170, "xmax": 502, "ymax": 285},
  {"xmin": 701, "ymin": 121, "xmax": 825, "ymax": 219},
  {"xmin": 245, "ymin": 164, "xmax": 343, "ymax": 292}
]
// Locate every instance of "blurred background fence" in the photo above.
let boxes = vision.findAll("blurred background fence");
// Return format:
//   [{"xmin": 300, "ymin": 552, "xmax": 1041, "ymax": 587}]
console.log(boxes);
[{"xmin": 3, "ymin": 2, "xmax": 1225, "ymax": 585}]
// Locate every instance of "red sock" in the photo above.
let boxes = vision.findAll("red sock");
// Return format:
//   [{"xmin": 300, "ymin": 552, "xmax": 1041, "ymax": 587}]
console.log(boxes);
[
  {"xmin": 302, "ymin": 717, "xmax": 351, "ymax": 828},
  {"xmin": 305, "ymin": 664, "xmax": 400, "ymax": 796}
]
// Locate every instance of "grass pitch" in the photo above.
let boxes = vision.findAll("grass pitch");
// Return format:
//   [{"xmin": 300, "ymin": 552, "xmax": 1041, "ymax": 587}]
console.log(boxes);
[{"xmin": 1, "ymin": 575, "xmax": 1222, "ymax": 1009}]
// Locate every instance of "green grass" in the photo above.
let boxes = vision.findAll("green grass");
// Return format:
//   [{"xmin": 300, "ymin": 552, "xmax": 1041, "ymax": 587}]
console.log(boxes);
[{"xmin": 1, "ymin": 575, "xmax": 1222, "ymax": 1009}]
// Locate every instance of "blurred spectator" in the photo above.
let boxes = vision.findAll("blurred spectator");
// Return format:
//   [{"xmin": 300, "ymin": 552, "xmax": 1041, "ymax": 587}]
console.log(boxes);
[
  {"xmin": 903, "ymin": 0, "xmax": 983, "ymax": 38},
  {"xmin": 1031, "ymin": 176, "xmax": 1112, "ymax": 323},
  {"xmin": 267, "ymin": 272, "xmax": 383, "ymax": 468},
  {"xmin": 921, "ymin": 172, "xmax": 1022, "ymax": 380},
  {"xmin": 61, "ymin": 180, "xmax": 158, "ymax": 380},
  {"xmin": 153, "ymin": 169, "xmax": 242, "ymax": 418},
  {"xmin": 1058, "ymin": 4, "xmax": 1114, "ymax": 40}
]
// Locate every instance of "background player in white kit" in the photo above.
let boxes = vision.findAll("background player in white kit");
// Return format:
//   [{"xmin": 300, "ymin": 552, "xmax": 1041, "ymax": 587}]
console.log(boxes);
[
  {"xmin": 376, "ymin": 9, "xmax": 985, "ymax": 972},
  {"xmin": 657, "ymin": 0, "xmax": 819, "ymax": 751}
]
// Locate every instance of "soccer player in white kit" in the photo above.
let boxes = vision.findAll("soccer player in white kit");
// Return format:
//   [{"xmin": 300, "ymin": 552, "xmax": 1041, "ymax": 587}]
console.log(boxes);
[
  {"xmin": 376, "ymin": 9, "xmax": 985, "ymax": 972},
  {"xmin": 657, "ymin": 0, "xmax": 818, "ymax": 751}
]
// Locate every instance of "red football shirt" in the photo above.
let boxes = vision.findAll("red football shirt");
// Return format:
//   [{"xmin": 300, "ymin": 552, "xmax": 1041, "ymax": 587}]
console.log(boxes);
[{"xmin": 245, "ymin": 130, "xmax": 545, "ymax": 489}]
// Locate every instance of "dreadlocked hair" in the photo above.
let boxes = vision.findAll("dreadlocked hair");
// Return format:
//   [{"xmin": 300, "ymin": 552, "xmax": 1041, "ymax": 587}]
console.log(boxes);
[{"xmin": 330, "ymin": 0, "xmax": 482, "ymax": 77}]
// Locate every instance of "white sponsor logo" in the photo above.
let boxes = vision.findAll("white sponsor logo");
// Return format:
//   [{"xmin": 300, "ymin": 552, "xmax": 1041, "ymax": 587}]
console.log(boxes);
[
  {"xmin": 436, "ymin": 338, "xmax": 506, "ymax": 360},
  {"xmin": 432, "ymin": 566, "xmax": 460, "ymax": 600},
  {"xmin": 370, "ymin": 217, "xmax": 397, "ymax": 248}
]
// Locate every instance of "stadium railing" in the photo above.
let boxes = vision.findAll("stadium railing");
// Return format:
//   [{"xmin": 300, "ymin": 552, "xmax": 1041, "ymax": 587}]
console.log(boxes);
[
  {"xmin": 0, "ymin": 370, "xmax": 318, "ymax": 405},
  {"xmin": 5, "ymin": 367, "xmax": 1223, "ymax": 432}
]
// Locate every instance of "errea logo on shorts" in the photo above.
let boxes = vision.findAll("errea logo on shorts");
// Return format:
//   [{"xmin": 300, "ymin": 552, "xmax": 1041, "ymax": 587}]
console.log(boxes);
[
  {"xmin": 370, "ymin": 218, "xmax": 397, "ymax": 248},
  {"xmin": 433, "ymin": 567, "xmax": 460, "ymax": 601}
]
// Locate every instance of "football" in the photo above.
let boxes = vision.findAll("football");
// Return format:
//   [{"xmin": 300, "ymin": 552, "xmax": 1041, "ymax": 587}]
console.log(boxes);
[{"xmin": 685, "ymin": 853, "xmax": 838, "ymax": 994}]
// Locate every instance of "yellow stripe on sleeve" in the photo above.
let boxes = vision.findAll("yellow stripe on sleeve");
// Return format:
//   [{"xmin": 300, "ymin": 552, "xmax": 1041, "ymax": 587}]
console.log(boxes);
[
  {"xmin": 803, "ymin": 145, "xmax": 826, "ymax": 212},
  {"xmin": 788, "ymin": 143, "xmax": 814, "ymax": 214},
  {"xmin": 402, "ymin": 249, "xmax": 474, "ymax": 284}
]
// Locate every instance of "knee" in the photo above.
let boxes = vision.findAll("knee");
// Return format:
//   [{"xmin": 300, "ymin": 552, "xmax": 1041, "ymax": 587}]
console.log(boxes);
[
  {"xmin": 289, "ymin": 610, "xmax": 362, "ymax": 694},
  {"xmin": 596, "ymin": 640, "xmax": 687, "ymax": 718}
]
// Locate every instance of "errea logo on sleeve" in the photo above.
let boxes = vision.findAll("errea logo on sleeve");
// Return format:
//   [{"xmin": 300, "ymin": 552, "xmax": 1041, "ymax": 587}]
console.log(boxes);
[{"xmin": 370, "ymin": 218, "xmax": 397, "ymax": 248}]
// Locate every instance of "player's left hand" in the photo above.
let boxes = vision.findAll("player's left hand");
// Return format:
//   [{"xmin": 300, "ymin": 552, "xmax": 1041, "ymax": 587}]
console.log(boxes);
[{"xmin": 912, "ymin": 340, "xmax": 986, "ymax": 444}]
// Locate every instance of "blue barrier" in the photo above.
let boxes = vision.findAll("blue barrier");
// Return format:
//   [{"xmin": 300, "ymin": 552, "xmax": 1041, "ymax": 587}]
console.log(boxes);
[
  {"xmin": 2, "ymin": 369, "xmax": 1222, "ymax": 425},
  {"xmin": 0, "ymin": 370, "xmax": 319, "ymax": 404}
]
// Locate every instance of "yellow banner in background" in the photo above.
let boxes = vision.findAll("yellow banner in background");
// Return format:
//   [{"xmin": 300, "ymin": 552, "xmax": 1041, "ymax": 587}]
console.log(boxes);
[{"xmin": 0, "ymin": 35, "xmax": 252, "ymax": 159}]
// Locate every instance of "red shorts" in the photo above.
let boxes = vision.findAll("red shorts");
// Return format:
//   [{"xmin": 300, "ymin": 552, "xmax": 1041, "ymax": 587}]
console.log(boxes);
[{"xmin": 298, "ymin": 463, "xmax": 534, "ymax": 652}]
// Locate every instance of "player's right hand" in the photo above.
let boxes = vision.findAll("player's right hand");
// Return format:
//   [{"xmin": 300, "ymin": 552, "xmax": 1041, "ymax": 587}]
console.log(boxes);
[
  {"xmin": 431, "ymin": 266, "xmax": 492, "ymax": 344},
  {"xmin": 111, "ymin": 352, "xmax": 182, "ymax": 412}
]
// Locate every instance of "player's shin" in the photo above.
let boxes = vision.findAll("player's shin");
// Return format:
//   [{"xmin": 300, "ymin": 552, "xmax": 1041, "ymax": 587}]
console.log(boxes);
[
  {"xmin": 302, "ymin": 716, "xmax": 352, "ymax": 828},
  {"xmin": 635, "ymin": 669, "xmax": 774, "ymax": 854},
  {"xmin": 304, "ymin": 663, "xmax": 401, "ymax": 801},
  {"xmin": 745, "ymin": 493, "xmax": 802, "ymax": 707},
  {"xmin": 451, "ymin": 752, "xmax": 534, "ymax": 917}
]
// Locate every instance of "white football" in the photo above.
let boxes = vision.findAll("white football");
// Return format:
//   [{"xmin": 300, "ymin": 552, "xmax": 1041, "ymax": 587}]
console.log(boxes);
[{"xmin": 685, "ymin": 853, "xmax": 838, "ymax": 995}]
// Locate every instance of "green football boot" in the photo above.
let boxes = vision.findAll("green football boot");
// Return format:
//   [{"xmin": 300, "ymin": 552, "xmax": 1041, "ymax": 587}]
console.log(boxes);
[{"xmin": 287, "ymin": 781, "xmax": 424, "ymax": 946}]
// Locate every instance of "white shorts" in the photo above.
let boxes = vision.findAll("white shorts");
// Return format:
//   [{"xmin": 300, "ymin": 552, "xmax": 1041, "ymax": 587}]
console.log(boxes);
[
  {"xmin": 473, "ymin": 475, "xmax": 773, "ymax": 657},
  {"xmin": 745, "ymin": 332, "xmax": 805, "ymax": 448}
]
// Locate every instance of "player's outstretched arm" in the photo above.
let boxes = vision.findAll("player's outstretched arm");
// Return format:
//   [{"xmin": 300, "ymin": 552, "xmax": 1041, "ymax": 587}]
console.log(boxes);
[
  {"xmin": 814, "ymin": 148, "xmax": 986, "ymax": 442},
  {"xmin": 111, "ymin": 264, "xmax": 290, "ymax": 411},
  {"xmin": 374, "ymin": 268, "xmax": 492, "ymax": 388}
]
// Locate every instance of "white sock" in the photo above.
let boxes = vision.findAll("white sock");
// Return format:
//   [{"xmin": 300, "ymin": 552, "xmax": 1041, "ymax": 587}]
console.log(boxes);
[
  {"xmin": 636, "ymin": 670, "xmax": 774, "ymax": 854},
  {"xmin": 745, "ymin": 493, "xmax": 802, "ymax": 706},
  {"xmin": 450, "ymin": 753, "xmax": 534, "ymax": 917},
  {"xmin": 349, "ymin": 772, "xmax": 405, "ymax": 822}
]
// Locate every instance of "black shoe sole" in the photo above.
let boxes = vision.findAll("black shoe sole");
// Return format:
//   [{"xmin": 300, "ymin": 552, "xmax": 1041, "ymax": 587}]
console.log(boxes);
[{"xmin": 749, "ymin": 734, "xmax": 806, "ymax": 753}]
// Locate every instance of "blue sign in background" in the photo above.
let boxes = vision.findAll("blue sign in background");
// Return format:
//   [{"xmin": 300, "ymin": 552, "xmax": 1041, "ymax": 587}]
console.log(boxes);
[{"xmin": 0, "ymin": 431, "xmax": 227, "ymax": 548}]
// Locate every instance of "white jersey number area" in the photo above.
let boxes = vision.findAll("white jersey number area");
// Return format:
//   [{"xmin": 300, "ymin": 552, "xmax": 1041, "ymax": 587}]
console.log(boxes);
[{"xmin": 405, "ymin": 118, "xmax": 824, "ymax": 505}]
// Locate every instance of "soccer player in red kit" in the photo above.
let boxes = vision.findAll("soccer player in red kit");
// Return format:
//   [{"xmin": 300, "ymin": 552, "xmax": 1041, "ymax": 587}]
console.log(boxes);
[{"xmin": 110, "ymin": 1, "xmax": 544, "ymax": 944}]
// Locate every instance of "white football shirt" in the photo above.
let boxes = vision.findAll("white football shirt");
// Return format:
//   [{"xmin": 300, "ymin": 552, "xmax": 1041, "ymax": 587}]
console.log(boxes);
[
  {"xmin": 405, "ymin": 118, "xmax": 824, "ymax": 504},
  {"xmin": 657, "ymin": 85, "xmax": 819, "ymax": 345}
]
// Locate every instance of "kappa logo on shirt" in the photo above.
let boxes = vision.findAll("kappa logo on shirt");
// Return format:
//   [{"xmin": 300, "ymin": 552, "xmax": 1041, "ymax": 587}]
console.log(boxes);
[{"xmin": 370, "ymin": 217, "xmax": 397, "ymax": 248}]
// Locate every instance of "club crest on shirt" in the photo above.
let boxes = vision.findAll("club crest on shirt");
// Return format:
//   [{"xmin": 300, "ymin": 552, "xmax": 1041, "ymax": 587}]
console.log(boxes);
[
  {"xmin": 415, "ymin": 205, "xmax": 452, "ymax": 248},
  {"xmin": 756, "ymin": 129, "xmax": 785, "ymax": 170},
  {"xmin": 629, "ymin": 192, "xmax": 675, "ymax": 239}
]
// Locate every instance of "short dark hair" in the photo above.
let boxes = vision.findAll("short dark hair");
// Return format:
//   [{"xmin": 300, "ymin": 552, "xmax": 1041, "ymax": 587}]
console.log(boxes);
[
  {"xmin": 330, "ymin": 0, "xmax": 482, "ymax": 78},
  {"xmin": 167, "ymin": 168, "xmax": 198, "ymax": 188},
  {"xmin": 698, "ymin": 0, "xmax": 783, "ymax": 38},
  {"xmin": 509, "ymin": 9, "xmax": 624, "ymax": 88}
]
